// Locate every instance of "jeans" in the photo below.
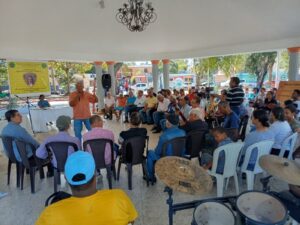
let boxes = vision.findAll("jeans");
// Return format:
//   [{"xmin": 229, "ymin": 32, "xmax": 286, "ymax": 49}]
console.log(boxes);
[
  {"xmin": 139, "ymin": 109, "xmax": 155, "ymax": 124},
  {"xmin": 230, "ymin": 105, "xmax": 240, "ymax": 117},
  {"xmin": 147, "ymin": 150, "xmax": 160, "ymax": 180},
  {"xmin": 153, "ymin": 111, "xmax": 165, "ymax": 128},
  {"xmin": 160, "ymin": 119, "xmax": 167, "ymax": 131},
  {"xmin": 74, "ymin": 119, "xmax": 92, "ymax": 141},
  {"xmin": 124, "ymin": 106, "xmax": 143, "ymax": 120}
]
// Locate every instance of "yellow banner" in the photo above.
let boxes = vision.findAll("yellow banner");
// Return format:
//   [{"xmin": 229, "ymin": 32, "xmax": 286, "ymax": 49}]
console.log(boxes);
[{"xmin": 8, "ymin": 61, "xmax": 50, "ymax": 96}]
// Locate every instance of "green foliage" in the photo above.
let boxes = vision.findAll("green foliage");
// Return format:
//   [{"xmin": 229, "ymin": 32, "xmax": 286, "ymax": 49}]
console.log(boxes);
[
  {"xmin": 279, "ymin": 50, "xmax": 289, "ymax": 72},
  {"xmin": 194, "ymin": 57, "xmax": 220, "ymax": 82},
  {"xmin": 0, "ymin": 60, "xmax": 8, "ymax": 88},
  {"xmin": 219, "ymin": 54, "xmax": 248, "ymax": 77},
  {"xmin": 245, "ymin": 52, "xmax": 277, "ymax": 86},
  {"xmin": 48, "ymin": 61, "xmax": 92, "ymax": 94}
]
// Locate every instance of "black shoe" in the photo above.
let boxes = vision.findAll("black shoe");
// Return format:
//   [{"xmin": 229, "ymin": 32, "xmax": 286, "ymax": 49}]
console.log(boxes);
[
  {"xmin": 147, "ymin": 122, "xmax": 154, "ymax": 125},
  {"xmin": 151, "ymin": 126, "xmax": 157, "ymax": 131},
  {"xmin": 149, "ymin": 176, "xmax": 157, "ymax": 185},
  {"xmin": 142, "ymin": 122, "xmax": 147, "ymax": 124},
  {"xmin": 152, "ymin": 129, "xmax": 161, "ymax": 133},
  {"xmin": 124, "ymin": 119, "xmax": 129, "ymax": 123}
]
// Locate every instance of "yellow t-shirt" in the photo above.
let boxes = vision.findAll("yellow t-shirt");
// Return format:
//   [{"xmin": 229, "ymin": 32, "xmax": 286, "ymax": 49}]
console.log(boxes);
[
  {"xmin": 145, "ymin": 96, "xmax": 157, "ymax": 108},
  {"xmin": 35, "ymin": 189, "xmax": 138, "ymax": 225}
]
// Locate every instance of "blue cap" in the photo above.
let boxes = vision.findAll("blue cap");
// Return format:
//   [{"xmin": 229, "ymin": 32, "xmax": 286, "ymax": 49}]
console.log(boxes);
[{"xmin": 65, "ymin": 151, "xmax": 95, "ymax": 186}]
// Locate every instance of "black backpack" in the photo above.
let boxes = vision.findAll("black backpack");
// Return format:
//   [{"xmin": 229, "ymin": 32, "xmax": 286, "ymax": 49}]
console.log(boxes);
[{"xmin": 45, "ymin": 191, "xmax": 72, "ymax": 207}]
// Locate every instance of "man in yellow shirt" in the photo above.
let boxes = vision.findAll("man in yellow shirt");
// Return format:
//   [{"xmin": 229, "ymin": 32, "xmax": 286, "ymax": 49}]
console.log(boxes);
[
  {"xmin": 139, "ymin": 89, "xmax": 158, "ymax": 124},
  {"xmin": 35, "ymin": 151, "xmax": 138, "ymax": 225}
]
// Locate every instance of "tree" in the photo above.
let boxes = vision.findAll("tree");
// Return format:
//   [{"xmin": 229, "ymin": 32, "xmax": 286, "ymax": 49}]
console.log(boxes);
[
  {"xmin": 219, "ymin": 54, "xmax": 248, "ymax": 78},
  {"xmin": 279, "ymin": 50, "xmax": 289, "ymax": 72},
  {"xmin": 169, "ymin": 60, "xmax": 178, "ymax": 74},
  {"xmin": 48, "ymin": 61, "xmax": 92, "ymax": 94},
  {"xmin": 194, "ymin": 57, "xmax": 220, "ymax": 86},
  {"xmin": 0, "ymin": 60, "xmax": 8, "ymax": 90},
  {"xmin": 245, "ymin": 52, "xmax": 277, "ymax": 88}
]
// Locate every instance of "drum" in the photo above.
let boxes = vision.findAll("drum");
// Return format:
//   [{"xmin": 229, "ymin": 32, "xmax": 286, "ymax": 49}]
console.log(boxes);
[
  {"xmin": 236, "ymin": 191, "xmax": 288, "ymax": 225},
  {"xmin": 192, "ymin": 201, "xmax": 236, "ymax": 225}
]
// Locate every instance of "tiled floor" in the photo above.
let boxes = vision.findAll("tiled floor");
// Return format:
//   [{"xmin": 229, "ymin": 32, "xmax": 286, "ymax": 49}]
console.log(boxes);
[{"xmin": 0, "ymin": 119, "xmax": 289, "ymax": 225}]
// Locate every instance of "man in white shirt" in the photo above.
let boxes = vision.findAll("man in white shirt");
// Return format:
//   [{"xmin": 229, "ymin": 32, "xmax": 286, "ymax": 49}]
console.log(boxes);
[
  {"xmin": 104, "ymin": 92, "xmax": 115, "ymax": 120},
  {"xmin": 152, "ymin": 94, "xmax": 170, "ymax": 132}
]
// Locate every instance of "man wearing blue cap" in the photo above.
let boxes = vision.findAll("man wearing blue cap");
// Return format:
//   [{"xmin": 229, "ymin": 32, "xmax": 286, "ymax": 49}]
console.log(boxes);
[{"xmin": 35, "ymin": 151, "xmax": 138, "ymax": 225}]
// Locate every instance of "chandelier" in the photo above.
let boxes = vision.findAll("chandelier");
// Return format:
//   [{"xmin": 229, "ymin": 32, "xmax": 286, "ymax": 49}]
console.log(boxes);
[{"xmin": 116, "ymin": 0, "xmax": 157, "ymax": 32}]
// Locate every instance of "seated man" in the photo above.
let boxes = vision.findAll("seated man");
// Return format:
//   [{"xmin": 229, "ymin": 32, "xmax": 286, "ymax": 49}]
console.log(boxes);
[
  {"xmin": 83, "ymin": 115, "xmax": 116, "ymax": 165},
  {"xmin": 104, "ymin": 92, "xmax": 115, "ymax": 120},
  {"xmin": 157, "ymin": 95, "xmax": 178, "ymax": 132},
  {"xmin": 115, "ymin": 93, "xmax": 127, "ymax": 121},
  {"xmin": 36, "ymin": 116, "xmax": 81, "ymax": 168},
  {"xmin": 38, "ymin": 94, "xmax": 50, "ymax": 108},
  {"xmin": 177, "ymin": 96, "xmax": 191, "ymax": 123},
  {"xmin": 200, "ymin": 127, "xmax": 232, "ymax": 173},
  {"xmin": 124, "ymin": 91, "xmax": 137, "ymax": 123},
  {"xmin": 147, "ymin": 114, "xmax": 186, "ymax": 183},
  {"xmin": 190, "ymin": 96, "xmax": 205, "ymax": 121},
  {"xmin": 139, "ymin": 89, "xmax": 157, "ymax": 124},
  {"xmin": 151, "ymin": 94, "xmax": 170, "ymax": 133},
  {"xmin": 35, "ymin": 151, "xmax": 138, "ymax": 225},
  {"xmin": 179, "ymin": 108, "xmax": 208, "ymax": 133},
  {"xmin": 119, "ymin": 112, "xmax": 147, "ymax": 144},
  {"xmin": 1, "ymin": 110, "xmax": 39, "ymax": 162},
  {"xmin": 218, "ymin": 101, "xmax": 239, "ymax": 129}
]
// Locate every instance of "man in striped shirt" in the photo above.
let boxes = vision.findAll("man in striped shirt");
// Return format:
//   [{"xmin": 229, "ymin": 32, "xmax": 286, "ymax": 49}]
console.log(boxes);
[{"xmin": 226, "ymin": 77, "xmax": 245, "ymax": 116}]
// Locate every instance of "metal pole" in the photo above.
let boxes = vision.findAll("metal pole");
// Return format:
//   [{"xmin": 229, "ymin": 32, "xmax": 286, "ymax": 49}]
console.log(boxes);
[
  {"xmin": 26, "ymin": 97, "xmax": 35, "ymax": 135},
  {"xmin": 164, "ymin": 187, "xmax": 174, "ymax": 225}
]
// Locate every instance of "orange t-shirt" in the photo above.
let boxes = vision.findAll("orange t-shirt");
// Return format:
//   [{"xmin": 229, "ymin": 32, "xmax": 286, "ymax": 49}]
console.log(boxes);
[
  {"xmin": 69, "ymin": 91, "xmax": 96, "ymax": 119},
  {"xmin": 117, "ymin": 97, "xmax": 127, "ymax": 107}
]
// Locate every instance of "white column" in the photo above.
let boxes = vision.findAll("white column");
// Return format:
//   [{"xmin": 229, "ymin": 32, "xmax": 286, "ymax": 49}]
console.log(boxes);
[
  {"xmin": 288, "ymin": 47, "xmax": 300, "ymax": 81},
  {"xmin": 94, "ymin": 61, "xmax": 104, "ymax": 110},
  {"xmin": 151, "ymin": 60, "xmax": 159, "ymax": 93},
  {"xmin": 107, "ymin": 61, "xmax": 116, "ymax": 95},
  {"xmin": 162, "ymin": 59, "xmax": 170, "ymax": 89}
]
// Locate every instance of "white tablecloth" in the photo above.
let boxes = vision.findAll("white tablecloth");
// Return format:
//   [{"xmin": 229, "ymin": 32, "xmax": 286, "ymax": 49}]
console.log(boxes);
[{"xmin": 30, "ymin": 107, "xmax": 72, "ymax": 132}]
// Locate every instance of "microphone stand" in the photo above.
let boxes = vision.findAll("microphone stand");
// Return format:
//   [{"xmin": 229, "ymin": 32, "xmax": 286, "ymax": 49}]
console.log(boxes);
[
  {"xmin": 14, "ymin": 95, "xmax": 35, "ymax": 135},
  {"xmin": 26, "ymin": 97, "xmax": 35, "ymax": 135}
]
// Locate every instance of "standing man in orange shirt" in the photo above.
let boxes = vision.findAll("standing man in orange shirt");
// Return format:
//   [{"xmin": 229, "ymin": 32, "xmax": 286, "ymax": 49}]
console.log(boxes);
[{"xmin": 69, "ymin": 81, "xmax": 98, "ymax": 141}]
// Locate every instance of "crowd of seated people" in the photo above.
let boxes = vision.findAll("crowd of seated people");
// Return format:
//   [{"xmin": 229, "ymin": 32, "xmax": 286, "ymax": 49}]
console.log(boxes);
[{"xmin": 3, "ymin": 79, "xmax": 300, "ymax": 224}]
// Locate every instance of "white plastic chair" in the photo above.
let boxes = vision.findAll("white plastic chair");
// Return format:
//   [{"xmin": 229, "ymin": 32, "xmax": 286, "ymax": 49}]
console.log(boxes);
[
  {"xmin": 207, "ymin": 142, "xmax": 244, "ymax": 197},
  {"xmin": 240, "ymin": 140, "xmax": 274, "ymax": 190},
  {"xmin": 279, "ymin": 132, "xmax": 298, "ymax": 160}
]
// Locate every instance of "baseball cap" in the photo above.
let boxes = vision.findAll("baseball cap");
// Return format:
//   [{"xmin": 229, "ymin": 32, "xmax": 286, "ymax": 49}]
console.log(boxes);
[
  {"xmin": 65, "ymin": 151, "xmax": 95, "ymax": 186},
  {"xmin": 56, "ymin": 115, "xmax": 71, "ymax": 131}
]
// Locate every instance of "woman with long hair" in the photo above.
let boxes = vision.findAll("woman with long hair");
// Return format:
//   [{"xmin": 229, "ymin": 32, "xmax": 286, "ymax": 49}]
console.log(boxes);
[{"xmin": 239, "ymin": 109, "xmax": 274, "ymax": 169}]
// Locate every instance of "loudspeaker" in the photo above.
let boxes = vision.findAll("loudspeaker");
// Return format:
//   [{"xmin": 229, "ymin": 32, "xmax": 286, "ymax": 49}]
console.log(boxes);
[{"xmin": 102, "ymin": 73, "xmax": 111, "ymax": 90}]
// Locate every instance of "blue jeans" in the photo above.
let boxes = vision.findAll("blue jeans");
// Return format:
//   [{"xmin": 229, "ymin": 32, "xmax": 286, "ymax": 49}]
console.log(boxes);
[
  {"xmin": 160, "ymin": 119, "xmax": 167, "ymax": 131},
  {"xmin": 230, "ymin": 106, "xmax": 240, "ymax": 117},
  {"xmin": 74, "ymin": 119, "xmax": 92, "ymax": 141},
  {"xmin": 153, "ymin": 111, "xmax": 165, "ymax": 128},
  {"xmin": 147, "ymin": 150, "xmax": 160, "ymax": 180},
  {"xmin": 139, "ymin": 109, "xmax": 155, "ymax": 124}
]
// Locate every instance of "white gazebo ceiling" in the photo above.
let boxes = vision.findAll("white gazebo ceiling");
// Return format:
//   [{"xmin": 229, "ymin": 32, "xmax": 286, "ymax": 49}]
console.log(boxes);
[{"xmin": 1, "ymin": 0, "xmax": 300, "ymax": 62}]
